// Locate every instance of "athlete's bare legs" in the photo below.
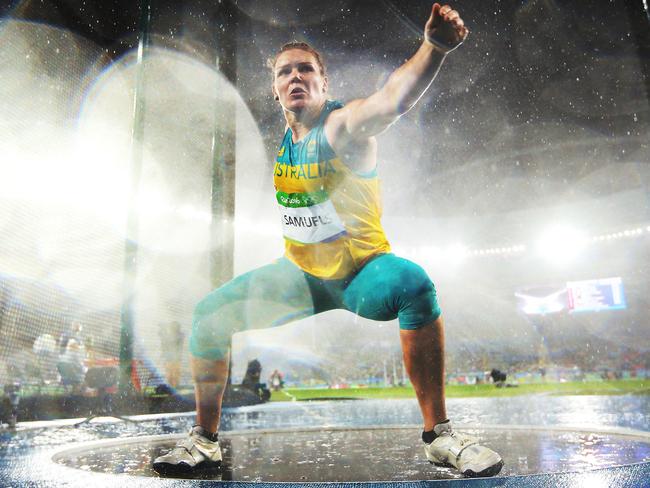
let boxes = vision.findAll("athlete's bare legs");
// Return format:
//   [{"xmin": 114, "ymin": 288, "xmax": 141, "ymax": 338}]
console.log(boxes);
[
  {"xmin": 191, "ymin": 355, "xmax": 229, "ymax": 433},
  {"xmin": 400, "ymin": 316, "xmax": 447, "ymax": 430}
]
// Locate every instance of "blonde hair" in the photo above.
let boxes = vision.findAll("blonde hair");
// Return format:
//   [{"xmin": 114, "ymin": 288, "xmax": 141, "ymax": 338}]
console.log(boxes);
[{"xmin": 267, "ymin": 41, "xmax": 327, "ymax": 78}]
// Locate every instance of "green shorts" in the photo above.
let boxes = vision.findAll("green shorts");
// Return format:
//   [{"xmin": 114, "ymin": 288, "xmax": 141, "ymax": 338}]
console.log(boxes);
[{"xmin": 190, "ymin": 253, "xmax": 441, "ymax": 360}]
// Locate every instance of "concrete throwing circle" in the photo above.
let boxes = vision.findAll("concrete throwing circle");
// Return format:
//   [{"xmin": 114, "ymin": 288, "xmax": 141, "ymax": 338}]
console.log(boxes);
[{"xmin": 50, "ymin": 424, "xmax": 650, "ymax": 483}]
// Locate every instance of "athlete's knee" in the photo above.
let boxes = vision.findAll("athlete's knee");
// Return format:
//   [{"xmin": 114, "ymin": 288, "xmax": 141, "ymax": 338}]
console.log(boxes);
[
  {"xmin": 392, "ymin": 260, "xmax": 441, "ymax": 330},
  {"xmin": 193, "ymin": 295, "xmax": 215, "ymax": 321},
  {"xmin": 189, "ymin": 290, "xmax": 234, "ymax": 360}
]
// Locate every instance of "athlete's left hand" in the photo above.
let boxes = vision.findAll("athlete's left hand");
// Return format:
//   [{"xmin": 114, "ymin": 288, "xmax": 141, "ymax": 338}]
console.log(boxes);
[{"xmin": 425, "ymin": 3, "xmax": 469, "ymax": 53}]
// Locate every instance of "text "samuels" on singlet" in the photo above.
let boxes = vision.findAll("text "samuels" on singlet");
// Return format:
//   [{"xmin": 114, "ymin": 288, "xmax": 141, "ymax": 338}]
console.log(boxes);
[
  {"xmin": 276, "ymin": 190, "xmax": 346, "ymax": 244},
  {"xmin": 283, "ymin": 214, "xmax": 333, "ymax": 228}
]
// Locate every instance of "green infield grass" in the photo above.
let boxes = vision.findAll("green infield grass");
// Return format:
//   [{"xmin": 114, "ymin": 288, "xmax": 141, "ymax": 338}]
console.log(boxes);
[{"xmin": 270, "ymin": 379, "xmax": 650, "ymax": 402}]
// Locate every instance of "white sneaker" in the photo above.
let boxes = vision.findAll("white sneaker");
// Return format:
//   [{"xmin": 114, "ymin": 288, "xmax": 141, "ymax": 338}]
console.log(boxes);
[
  {"xmin": 424, "ymin": 421, "xmax": 503, "ymax": 478},
  {"xmin": 152, "ymin": 425, "xmax": 222, "ymax": 476}
]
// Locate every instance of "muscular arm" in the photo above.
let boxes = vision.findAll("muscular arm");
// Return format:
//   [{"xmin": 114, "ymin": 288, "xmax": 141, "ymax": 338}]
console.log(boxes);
[
  {"xmin": 327, "ymin": 3, "xmax": 468, "ymax": 146},
  {"xmin": 344, "ymin": 42, "xmax": 447, "ymax": 136}
]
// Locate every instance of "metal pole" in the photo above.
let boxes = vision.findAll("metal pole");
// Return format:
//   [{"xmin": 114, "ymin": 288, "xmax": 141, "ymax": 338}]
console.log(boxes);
[
  {"xmin": 624, "ymin": 0, "xmax": 650, "ymax": 215},
  {"xmin": 119, "ymin": 0, "xmax": 151, "ymax": 396},
  {"xmin": 209, "ymin": 2, "xmax": 238, "ymax": 289},
  {"xmin": 210, "ymin": 2, "xmax": 238, "ymax": 391},
  {"xmin": 392, "ymin": 355, "xmax": 398, "ymax": 387}
]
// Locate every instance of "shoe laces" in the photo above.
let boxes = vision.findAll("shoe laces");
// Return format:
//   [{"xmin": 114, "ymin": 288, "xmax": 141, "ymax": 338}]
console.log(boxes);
[
  {"xmin": 449, "ymin": 431, "xmax": 474, "ymax": 446},
  {"xmin": 176, "ymin": 437, "xmax": 195, "ymax": 454}
]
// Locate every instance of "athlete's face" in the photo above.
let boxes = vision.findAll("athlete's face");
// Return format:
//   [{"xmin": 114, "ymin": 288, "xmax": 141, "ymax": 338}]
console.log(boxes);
[{"xmin": 273, "ymin": 49, "xmax": 327, "ymax": 113}]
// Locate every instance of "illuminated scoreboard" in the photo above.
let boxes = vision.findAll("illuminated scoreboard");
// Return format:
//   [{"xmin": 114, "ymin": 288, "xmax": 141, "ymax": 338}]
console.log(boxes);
[
  {"xmin": 566, "ymin": 277, "xmax": 626, "ymax": 313},
  {"xmin": 516, "ymin": 277, "xmax": 627, "ymax": 315}
]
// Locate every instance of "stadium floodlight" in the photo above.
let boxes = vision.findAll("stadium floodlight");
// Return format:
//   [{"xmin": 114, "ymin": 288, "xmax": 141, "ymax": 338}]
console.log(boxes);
[
  {"xmin": 536, "ymin": 225, "xmax": 587, "ymax": 265},
  {"xmin": 444, "ymin": 243, "xmax": 468, "ymax": 265}
]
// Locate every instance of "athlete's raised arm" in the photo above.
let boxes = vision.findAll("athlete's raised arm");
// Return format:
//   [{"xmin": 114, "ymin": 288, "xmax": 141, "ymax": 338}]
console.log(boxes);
[{"xmin": 327, "ymin": 3, "xmax": 468, "ymax": 144}]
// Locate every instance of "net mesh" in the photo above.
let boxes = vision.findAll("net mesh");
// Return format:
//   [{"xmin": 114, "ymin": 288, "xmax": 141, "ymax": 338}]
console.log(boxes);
[{"xmin": 0, "ymin": 21, "xmax": 228, "ymax": 395}]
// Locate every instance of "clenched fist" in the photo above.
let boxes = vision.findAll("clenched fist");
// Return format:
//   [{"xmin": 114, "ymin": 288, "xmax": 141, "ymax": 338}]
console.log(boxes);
[{"xmin": 425, "ymin": 3, "xmax": 469, "ymax": 53}]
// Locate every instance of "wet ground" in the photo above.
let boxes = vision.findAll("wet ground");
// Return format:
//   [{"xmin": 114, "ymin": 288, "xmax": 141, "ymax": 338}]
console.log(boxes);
[
  {"xmin": 52, "ymin": 426, "xmax": 650, "ymax": 481},
  {"xmin": 1, "ymin": 396, "xmax": 650, "ymax": 487}
]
